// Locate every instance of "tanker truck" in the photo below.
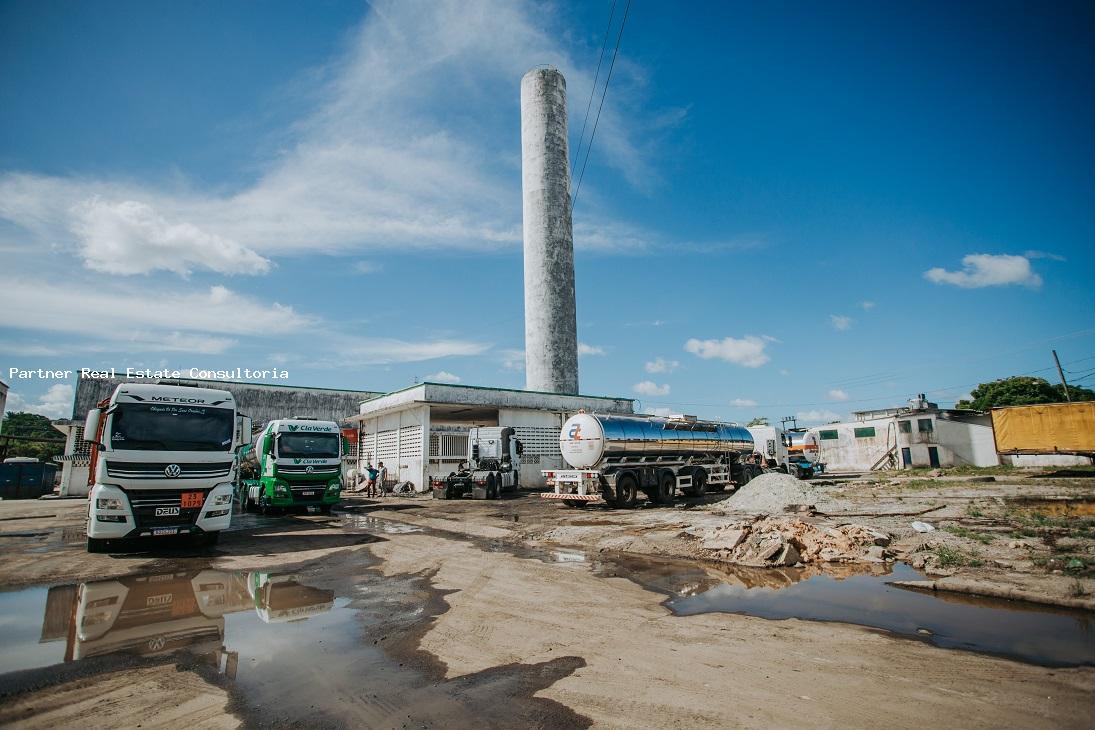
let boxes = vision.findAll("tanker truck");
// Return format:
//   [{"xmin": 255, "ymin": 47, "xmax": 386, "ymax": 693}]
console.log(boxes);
[
  {"xmin": 83, "ymin": 383, "xmax": 252, "ymax": 552},
  {"xmin": 239, "ymin": 419, "xmax": 342, "ymax": 514},
  {"xmin": 747, "ymin": 425, "xmax": 825, "ymax": 479},
  {"xmin": 541, "ymin": 413, "xmax": 759, "ymax": 508}
]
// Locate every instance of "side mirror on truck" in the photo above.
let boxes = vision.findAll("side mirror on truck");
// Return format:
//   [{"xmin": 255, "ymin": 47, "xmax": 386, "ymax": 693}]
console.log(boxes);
[
  {"xmin": 83, "ymin": 408, "xmax": 102, "ymax": 446},
  {"xmin": 239, "ymin": 416, "xmax": 253, "ymax": 447}
]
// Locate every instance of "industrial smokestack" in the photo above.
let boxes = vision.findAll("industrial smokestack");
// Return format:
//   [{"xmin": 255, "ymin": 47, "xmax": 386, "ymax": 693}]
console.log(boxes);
[{"xmin": 521, "ymin": 67, "xmax": 579, "ymax": 395}]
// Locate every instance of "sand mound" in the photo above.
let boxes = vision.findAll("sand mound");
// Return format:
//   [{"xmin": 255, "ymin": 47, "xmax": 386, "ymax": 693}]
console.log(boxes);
[{"xmin": 719, "ymin": 472, "xmax": 819, "ymax": 514}]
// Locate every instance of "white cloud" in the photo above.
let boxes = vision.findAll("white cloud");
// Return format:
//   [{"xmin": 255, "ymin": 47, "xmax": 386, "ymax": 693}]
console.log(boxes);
[
  {"xmin": 337, "ymin": 337, "xmax": 489, "ymax": 366},
  {"xmin": 423, "ymin": 370, "xmax": 461, "ymax": 383},
  {"xmin": 829, "ymin": 314, "xmax": 852, "ymax": 331},
  {"xmin": 644, "ymin": 357, "xmax": 679, "ymax": 374},
  {"xmin": 684, "ymin": 335, "xmax": 772, "ymax": 368},
  {"xmin": 649, "ymin": 407, "xmax": 673, "ymax": 417},
  {"xmin": 859, "ymin": 300, "xmax": 875, "ymax": 310},
  {"xmin": 0, "ymin": 280, "xmax": 313, "ymax": 336},
  {"xmin": 633, "ymin": 380, "xmax": 670, "ymax": 397},
  {"xmin": 729, "ymin": 398, "xmax": 757, "ymax": 408},
  {"xmin": 0, "ymin": 331, "xmax": 236, "ymax": 356},
  {"xmin": 578, "ymin": 343, "xmax": 605, "ymax": 356},
  {"xmin": 6, "ymin": 384, "xmax": 74, "ymax": 420},
  {"xmin": 1023, "ymin": 250, "xmax": 1065, "ymax": 262},
  {"xmin": 796, "ymin": 409, "xmax": 842, "ymax": 423},
  {"xmin": 924, "ymin": 253, "xmax": 1042, "ymax": 289},
  {"xmin": 500, "ymin": 349, "xmax": 525, "ymax": 372},
  {"xmin": 0, "ymin": 0, "xmax": 668, "ymax": 272},
  {"xmin": 827, "ymin": 389, "xmax": 849, "ymax": 401},
  {"xmin": 72, "ymin": 199, "xmax": 271, "ymax": 276},
  {"xmin": 354, "ymin": 260, "xmax": 382, "ymax": 274}
]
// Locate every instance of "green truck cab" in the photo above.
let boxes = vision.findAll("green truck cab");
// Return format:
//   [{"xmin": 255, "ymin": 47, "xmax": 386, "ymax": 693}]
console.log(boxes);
[{"xmin": 239, "ymin": 419, "xmax": 342, "ymax": 513}]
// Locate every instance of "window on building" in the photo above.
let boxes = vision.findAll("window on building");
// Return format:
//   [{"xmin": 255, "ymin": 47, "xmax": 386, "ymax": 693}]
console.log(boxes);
[
  {"xmin": 819, "ymin": 429, "xmax": 839, "ymax": 440},
  {"xmin": 854, "ymin": 427, "xmax": 876, "ymax": 438},
  {"xmin": 898, "ymin": 421, "xmax": 911, "ymax": 433},
  {"xmin": 918, "ymin": 418, "xmax": 934, "ymax": 433}
]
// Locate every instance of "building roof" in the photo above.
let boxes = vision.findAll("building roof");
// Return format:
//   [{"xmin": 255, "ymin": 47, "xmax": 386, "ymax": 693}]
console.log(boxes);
[{"xmin": 354, "ymin": 381, "xmax": 635, "ymax": 420}]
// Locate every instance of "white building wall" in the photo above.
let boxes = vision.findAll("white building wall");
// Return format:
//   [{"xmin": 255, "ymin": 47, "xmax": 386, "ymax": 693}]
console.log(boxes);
[
  {"xmin": 1003, "ymin": 453, "xmax": 1094, "ymax": 467},
  {"xmin": 358, "ymin": 405, "xmax": 430, "ymax": 491},
  {"xmin": 812, "ymin": 417, "xmax": 895, "ymax": 471}
]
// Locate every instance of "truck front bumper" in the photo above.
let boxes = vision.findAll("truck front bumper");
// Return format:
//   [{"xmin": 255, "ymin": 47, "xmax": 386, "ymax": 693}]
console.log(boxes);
[{"xmin": 87, "ymin": 482, "xmax": 234, "ymax": 539}]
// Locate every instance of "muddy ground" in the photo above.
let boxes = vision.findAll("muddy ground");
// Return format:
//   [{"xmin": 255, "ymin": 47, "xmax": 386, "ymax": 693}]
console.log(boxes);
[{"xmin": 0, "ymin": 469, "xmax": 1092, "ymax": 728}]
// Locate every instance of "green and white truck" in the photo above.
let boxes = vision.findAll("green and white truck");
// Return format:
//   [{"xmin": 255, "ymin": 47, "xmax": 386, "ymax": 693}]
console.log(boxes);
[{"xmin": 239, "ymin": 419, "xmax": 342, "ymax": 514}]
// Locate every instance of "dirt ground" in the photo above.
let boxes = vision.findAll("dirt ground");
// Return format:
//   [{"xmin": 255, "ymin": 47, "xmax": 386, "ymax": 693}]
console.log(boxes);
[{"xmin": 0, "ymin": 469, "xmax": 1092, "ymax": 728}]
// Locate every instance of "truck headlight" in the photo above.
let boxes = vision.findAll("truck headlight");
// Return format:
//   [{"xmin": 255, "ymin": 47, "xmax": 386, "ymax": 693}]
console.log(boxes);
[
  {"xmin": 205, "ymin": 509, "xmax": 231, "ymax": 518},
  {"xmin": 274, "ymin": 482, "xmax": 290, "ymax": 497},
  {"xmin": 96, "ymin": 497, "xmax": 124, "ymax": 511},
  {"xmin": 212, "ymin": 493, "xmax": 233, "ymax": 506},
  {"xmin": 326, "ymin": 482, "xmax": 340, "ymax": 494}
]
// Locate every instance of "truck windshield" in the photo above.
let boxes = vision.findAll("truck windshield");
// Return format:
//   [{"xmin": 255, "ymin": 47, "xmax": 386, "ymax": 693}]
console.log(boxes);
[
  {"xmin": 109, "ymin": 403, "xmax": 234, "ymax": 452},
  {"xmin": 277, "ymin": 433, "xmax": 340, "ymax": 458}
]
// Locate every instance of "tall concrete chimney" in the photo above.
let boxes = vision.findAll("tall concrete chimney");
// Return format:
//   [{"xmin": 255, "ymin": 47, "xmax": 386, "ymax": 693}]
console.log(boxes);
[{"xmin": 521, "ymin": 67, "xmax": 579, "ymax": 395}]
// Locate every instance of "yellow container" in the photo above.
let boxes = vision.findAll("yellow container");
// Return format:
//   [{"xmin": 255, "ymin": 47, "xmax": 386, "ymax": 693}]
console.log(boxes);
[{"xmin": 992, "ymin": 402, "xmax": 1095, "ymax": 453}]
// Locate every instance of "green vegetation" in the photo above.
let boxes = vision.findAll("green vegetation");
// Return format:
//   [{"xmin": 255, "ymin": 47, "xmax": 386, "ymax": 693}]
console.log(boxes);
[
  {"xmin": 935, "ymin": 545, "xmax": 983, "ymax": 568},
  {"xmin": 955, "ymin": 375, "xmax": 1094, "ymax": 410},
  {"xmin": 746, "ymin": 417, "xmax": 768, "ymax": 427},
  {"xmin": 0, "ymin": 412, "xmax": 65, "ymax": 462},
  {"xmin": 944, "ymin": 525, "xmax": 995, "ymax": 544},
  {"xmin": 965, "ymin": 504, "xmax": 984, "ymax": 518}
]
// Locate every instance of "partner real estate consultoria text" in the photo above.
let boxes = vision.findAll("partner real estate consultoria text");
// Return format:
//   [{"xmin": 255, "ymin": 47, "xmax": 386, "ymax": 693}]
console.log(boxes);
[{"xmin": 7, "ymin": 367, "xmax": 292, "ymax": 381}]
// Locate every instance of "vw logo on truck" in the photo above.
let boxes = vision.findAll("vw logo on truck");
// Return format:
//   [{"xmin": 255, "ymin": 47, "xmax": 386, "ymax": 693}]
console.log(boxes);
[{"xmin": 164, "ymin": 464, "xmax": 182, "ymax": 478}]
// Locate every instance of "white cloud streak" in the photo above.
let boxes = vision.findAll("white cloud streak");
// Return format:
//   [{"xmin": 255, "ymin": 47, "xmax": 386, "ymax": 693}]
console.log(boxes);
[
  {"xmin": 578, "ymin": 343, "xmax": 605, "ymax": 356},
  {"xmin": 730, "ymin": 398, "xmax": 757, "ymax": 407},
  {"xmin": 633, "ymin": 380, "xmax": 670, "ymax": 397},
  {"xmin": 644, "ymin": 357, "xmax": 679, "ymax": 374},
  {"xmin": 827, "ymin": 389, "xmax": 849, "ymax": 401},
  {"xmin": 924, "ymin": 253, "xmax": 1042, "ymax": 289},
  {"xmin": 423, "ymin": 370, "xmax": 461, "ymax": 383},
  {"xmin": 684, "ymin": 335, "xmax": 772, "ymax": 368},
  {"xmin": 829, "ymin": 314, "xmax": 852, "ymax": 331},
  {"xmin": 796, "ymin": 409, "xmax": 842, "ymax": 423},
  {"xmin": 6, "ymin": 384, "xmax": 74, "ymax": 420}
]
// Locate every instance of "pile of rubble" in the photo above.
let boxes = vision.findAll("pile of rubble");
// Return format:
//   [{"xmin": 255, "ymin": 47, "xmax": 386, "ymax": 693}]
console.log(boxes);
[
  {"xmin": 699, "ymin": 516, "xmax": 892, "ymax": 566},
  {"xmin": 717, "ymin": 472, "xmax": 821, "ymax": 514}
]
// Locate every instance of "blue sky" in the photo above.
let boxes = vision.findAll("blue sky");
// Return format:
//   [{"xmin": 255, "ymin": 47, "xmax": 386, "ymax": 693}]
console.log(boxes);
[{"xmin": 1, "ymin": 0, "xmax": 1093, "ymax": 423}]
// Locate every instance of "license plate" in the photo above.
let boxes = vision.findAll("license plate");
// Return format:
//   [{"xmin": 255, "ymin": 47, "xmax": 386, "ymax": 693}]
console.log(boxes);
[
  {"xmin": 301, "ymin": 491, "xmax": 315, "ymax": 496},
  {"xmin": 147, "ymin": 594, "xmax": 172, "ymax": 607},
  {"xmin": 152, "ymin": 527, "xmax": 179, "ymax": 536},
  {"xmin": 180, "ymin": 492, "xmax": 204, "ymax": 508},
  {"xmin": 155, "ymin": 507, "xmax": 180, "ymax": 517},
  {"xmin": 555, "ymin": 471, "xmax": 582, "ymax": 481}
]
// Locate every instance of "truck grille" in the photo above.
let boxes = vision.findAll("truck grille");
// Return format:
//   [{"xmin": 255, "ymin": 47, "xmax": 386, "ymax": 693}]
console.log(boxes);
[
  {"xmin": 126, "ymin": 488, "xmax": 209, "ymax": 528},
  {"xmin": 289, "ymin": 485, "xmax": 326, "ymax": 503},
  {"xmin": 278, "ymin": 465, "xmax": 340, "ymax": 475},
  {"xmin": 107, "ymin": 461, "xmax": 233, "ymax": 480}
]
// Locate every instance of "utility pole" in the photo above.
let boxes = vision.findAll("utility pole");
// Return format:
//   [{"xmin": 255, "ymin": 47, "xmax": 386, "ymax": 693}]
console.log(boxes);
[{"xmin": 1052, "ymin": 350, "xmax": 1071, "ymax": 402}]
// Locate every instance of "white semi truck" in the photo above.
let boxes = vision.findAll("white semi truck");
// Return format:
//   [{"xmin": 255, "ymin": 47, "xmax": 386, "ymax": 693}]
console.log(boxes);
[
  {"xmin": 431, "ymin": 426, "xmax": 523, "ymax": 500},
  {"xmin": 541, "ymin": 413, "xmax": 759, "ymax": 508},
  {"xmin": 83, "ymin": 383, "xmax": 252, "ymax": 552}
]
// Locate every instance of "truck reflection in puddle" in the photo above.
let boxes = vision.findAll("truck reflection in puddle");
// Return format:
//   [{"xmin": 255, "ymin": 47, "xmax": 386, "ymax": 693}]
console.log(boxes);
[{"xmin": 46, "ymin": 570, "xmax": 334, "ymax": 676}]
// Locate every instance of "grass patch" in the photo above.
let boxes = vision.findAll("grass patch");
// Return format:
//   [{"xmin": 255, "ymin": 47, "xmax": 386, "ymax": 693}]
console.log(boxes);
[
  {"xmin": 965, "ymin": 504, "xmax": 984, "ymax": 518},
  {"xmin": 944, "ymin": 525, "xmax": 994, "ymax": 544},
  {"xmin": 935, "ymin": 545, "xmax": 983, "ymax": 568}
]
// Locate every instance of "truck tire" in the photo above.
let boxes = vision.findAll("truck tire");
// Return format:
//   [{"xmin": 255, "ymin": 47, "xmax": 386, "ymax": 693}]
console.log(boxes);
[
  {"xmin": 690, "ymin": 469, "xmax": 708, "ymax": 498},
  {"xmin": 649, "ymin": 471, "xmax": 674, "ymax": 505},
  {"xmin": 86, "ymin": 537, "xmax": 110, "ymax": 554},
  {"xmin": 614, "ymin": 474, "xmax": 638, "ymax": 509},
  {"xmin": 485, "ymin": 473, "xmax": 498, "ymax": 499}
]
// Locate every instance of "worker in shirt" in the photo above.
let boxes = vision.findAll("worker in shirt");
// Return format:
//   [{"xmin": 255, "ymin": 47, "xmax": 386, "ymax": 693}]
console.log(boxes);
[{"xmin": 375, "ymin": 461, "xmax": 388, "ymax": 496}]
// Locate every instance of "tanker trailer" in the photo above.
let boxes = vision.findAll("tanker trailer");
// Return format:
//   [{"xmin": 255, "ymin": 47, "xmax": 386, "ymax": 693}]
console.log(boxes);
[{"xmin": 541, "ymin": 413, "xmax": 759, "ymax": 508}]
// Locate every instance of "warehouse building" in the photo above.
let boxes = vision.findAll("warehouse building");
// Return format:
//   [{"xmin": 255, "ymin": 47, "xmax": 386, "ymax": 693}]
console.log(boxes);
[
  {"xmin": 808, "ymin": 394, "xmax": 999, "ymax": 471},
  {"xmin": 52, "ymin": 375, "xmax": 377, "ymax": 497},
  {"xmin": 349, "ymin": 382, "xmax": 634, "ymax": 491}
]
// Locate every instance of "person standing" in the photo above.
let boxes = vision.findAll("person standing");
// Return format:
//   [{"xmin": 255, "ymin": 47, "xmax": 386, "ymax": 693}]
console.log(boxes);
[{"xmin": 375, "ymin": 461, "xmax": 388, "ymax": 496}]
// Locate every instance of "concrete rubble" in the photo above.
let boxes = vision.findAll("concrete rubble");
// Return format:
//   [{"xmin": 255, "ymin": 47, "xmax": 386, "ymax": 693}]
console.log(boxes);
[{"xmin": 700, "ymin": 516, "xmax": 892, "ymax": 566}]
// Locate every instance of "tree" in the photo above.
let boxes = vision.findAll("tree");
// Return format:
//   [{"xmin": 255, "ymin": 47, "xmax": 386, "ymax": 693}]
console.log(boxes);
[
  {"xmin": 955, "ymin": 376, "xmax": 1095, "ymax": 410},
  {"xmin": 746, "ymin": 417, "xmax": 769, "ymax": 427},
  {"xmin": 0, "ymin": 412, "xmax": 66, "ymax": 462}
]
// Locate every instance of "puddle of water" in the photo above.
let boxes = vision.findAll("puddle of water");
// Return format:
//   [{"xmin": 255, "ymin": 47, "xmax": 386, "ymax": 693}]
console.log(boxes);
[
  {"xmin": 0, "ymin": 558, "xmax": 589, "ymax": 727},
  {"xmin": 604, "ymin": 557, "xmax": 1095, "ymax": 667},
  {"xmin": 340, "ymin": 514, "xmax": 423, "ymax": 534}
]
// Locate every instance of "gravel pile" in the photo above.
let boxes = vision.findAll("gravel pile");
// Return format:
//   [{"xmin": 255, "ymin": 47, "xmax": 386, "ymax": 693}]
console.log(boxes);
[{"xmin": 718, "ymin": 472, "xmax": 821, "ymax": 514}]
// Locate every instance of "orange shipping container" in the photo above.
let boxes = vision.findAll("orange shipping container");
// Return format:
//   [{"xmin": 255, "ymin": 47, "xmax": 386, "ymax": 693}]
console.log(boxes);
[{"xmin": 991, "ymin": 402, "xmax": 1095, "ymax": 454}]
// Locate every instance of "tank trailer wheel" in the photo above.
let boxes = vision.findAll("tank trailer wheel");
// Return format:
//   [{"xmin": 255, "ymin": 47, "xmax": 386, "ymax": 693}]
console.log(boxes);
[
  {"xmin": 649, "ymin": 471, "xmax": 674, "ymax": 504},
  {"xmin": 691, "ymin": 470, "xmax": 708, "ymax": 498},
  {"xmin": 614, "ymin": 474, "xmax": 638, "ymax": 509}
]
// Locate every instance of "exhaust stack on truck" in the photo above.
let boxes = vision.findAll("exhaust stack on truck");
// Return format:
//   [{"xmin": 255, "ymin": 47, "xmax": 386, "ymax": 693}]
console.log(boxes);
[
  {"xmin": 542, "ymin": 413, "xmax": 759, "ymax": 508},
  {"xmin": 83, "ymin": 383, "xmax": 252, "ymax": 552}
]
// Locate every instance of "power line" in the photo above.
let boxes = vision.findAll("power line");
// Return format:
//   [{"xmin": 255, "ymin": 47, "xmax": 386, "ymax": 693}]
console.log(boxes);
[
  {"xmin": 571, "ymin": 0, "xmax": 617, "ymax": 183},
  {"xmin": 571, "ymin": 0, "xmax": 632, "ymax": 211}
]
